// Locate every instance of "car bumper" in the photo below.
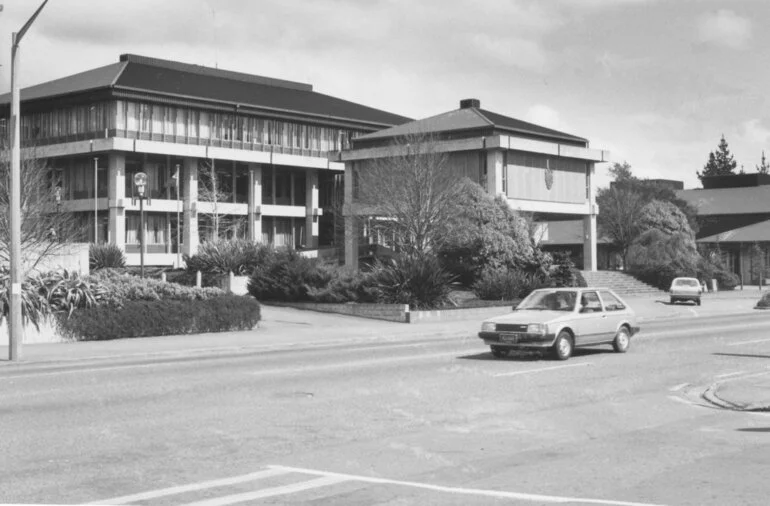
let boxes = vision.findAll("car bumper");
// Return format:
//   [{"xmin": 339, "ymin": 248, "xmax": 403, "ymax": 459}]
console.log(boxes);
[
  {"xmin": 478, "ymin": 331, "xmax": 556, "ymax": 349},
  {"xmin": 671, "ymin": 292, "xmax": 701, "ymax": 301}
]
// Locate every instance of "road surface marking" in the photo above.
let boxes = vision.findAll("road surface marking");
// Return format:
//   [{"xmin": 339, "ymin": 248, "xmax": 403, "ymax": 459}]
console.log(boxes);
[
  {"xmin": 180, "ymin": 476, "xmax": 348, "ymax": 506},
  {"xmin": 667, "ymin": 395, "xmax": 701, "ymax": 407},
  {"xmin": 89, "ymin": 468, "xmax": 289, "ymax": 504},
  {"xmin": 726, "ymin": 337, "xmax": 770, "ymax": 346},
  {"xmin": 716, "ymin": 371, "xmax": 747, "ymax": 378},
  {"xmin": 248, "ymin": 351, "xmax": 460, "ymax": 376},
  {"xmin": 494, "ymin": 362, "xmax": 592, "ymax": 377},
  {"xmin": 268, "ymin": 465, "xmax": 668, "ymax": 506},
  {"xmin": 668, "ymin": 383, "xmax": 689, "ymax": 392},
  {"xmin": 688, "ymin": 308, "xmax": 698, "ymax": 317}
]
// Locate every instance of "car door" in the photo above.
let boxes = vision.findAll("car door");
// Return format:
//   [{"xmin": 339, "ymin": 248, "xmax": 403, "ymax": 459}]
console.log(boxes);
[
  {"xmin": 598, "ymin": 290, "xmax": 627, "ymax": 342},
  {"xmin": 574, "ymin": 291, "xmax": 607, "ymax": 345}
]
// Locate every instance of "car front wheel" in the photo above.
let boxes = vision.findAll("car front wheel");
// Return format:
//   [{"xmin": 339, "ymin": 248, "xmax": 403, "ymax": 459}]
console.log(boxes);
[
  {"xmin": 552, "ymin": 331, "xmax": 573, "ymax": 361},
  {"xmin": 613, "ymin": 327, "xmax": 631, "ymax": 353},
  {"xmin": 490, "ymin": 346, "xmax": 508, "ymax": 358}
]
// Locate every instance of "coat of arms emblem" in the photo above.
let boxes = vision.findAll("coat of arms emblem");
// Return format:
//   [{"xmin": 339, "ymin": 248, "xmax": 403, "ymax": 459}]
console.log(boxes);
[{"xmin": 544, "ymin": 164, "xmax": 554, "ymax": 190}]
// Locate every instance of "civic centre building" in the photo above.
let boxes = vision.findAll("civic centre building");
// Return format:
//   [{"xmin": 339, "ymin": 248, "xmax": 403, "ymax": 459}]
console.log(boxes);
[
  {"xmin": 0, "ymin": 54, "xmax": 409, "ymax": 266},
  {"xmin": 338, "ymin": 99, "xmax": 608, "ymax": 270},
  {"xmin": 2, "ymin": 56, "xmax": 608, "ymax": 270}
]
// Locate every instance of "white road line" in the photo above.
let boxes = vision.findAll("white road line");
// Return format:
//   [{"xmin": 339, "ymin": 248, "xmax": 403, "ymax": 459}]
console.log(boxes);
[
  {"xmin": 248, "ymin": 351, "xmax": 460, "ymax": 376},
  {"xmin": 668, "ymin": 383, "xmax": 689, "ymax": 392},
  {"xmin": 180, "ymin": 476, "xmax": 348, "ymax": 506},
  {"xmin": 494, "ymin": 362, "xmax": 592, "ymax": 377},
  {"xmin": 726, "ymin": 337, "xmax": 770, "ymax": 347},
  {"xmin": 89, "ymin": 468, "xmax": 289, "ymax": 505},
  {"xmin": 667, "ymin": 395, "xmax": 700, "ymax": 407},
  {"xmin": 716, "ymin": 371, "xmax": 747, "ymax": 379},
  {"xmin": 268, "ymin": 465, "xmax": 668, "ymax": 506}
]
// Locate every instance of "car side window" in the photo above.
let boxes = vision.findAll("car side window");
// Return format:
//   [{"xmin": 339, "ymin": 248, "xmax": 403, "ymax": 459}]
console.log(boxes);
[
  {"xmin": 599, "ymin": 291, "xmax": 626, "ymax": 311},
  {"xmin": 580, "ymin": 291, "xmax": 603, "ymax": 313}
]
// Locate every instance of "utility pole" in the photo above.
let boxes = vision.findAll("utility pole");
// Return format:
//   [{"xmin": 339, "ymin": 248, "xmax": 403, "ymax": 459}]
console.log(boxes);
[{"xmin": 8, "ymin": 0, "xmax": 50, "ymax": 361}]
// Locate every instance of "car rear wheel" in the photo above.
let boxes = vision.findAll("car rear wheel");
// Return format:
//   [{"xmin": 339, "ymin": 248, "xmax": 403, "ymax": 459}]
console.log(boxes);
[
  {"xmin": 490, "ymin": 346, "xmax": 508, "ymax": 358},
  {"xmin": 613, "ymin": 327, "xmax": 631, "ymax": 353},
  {"xmin": 696, "ymin": 299, "xmax": 701, "ymax": 306},
  {"xmin": 670, "ymin": 297, "xmax": 676, "ymax": 304},
  {"xmin": 552, "ymin": 331, "xmax": 573, "ymax": 361}
]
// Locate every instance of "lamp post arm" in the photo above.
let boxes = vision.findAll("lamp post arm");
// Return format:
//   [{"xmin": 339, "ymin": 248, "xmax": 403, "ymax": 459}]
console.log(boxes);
[{"xmin": 15, "ymin": 0, "xmax": 50, "ymax": 45}]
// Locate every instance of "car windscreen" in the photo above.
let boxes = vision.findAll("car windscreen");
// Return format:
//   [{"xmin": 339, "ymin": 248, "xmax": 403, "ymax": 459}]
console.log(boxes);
[
  {"xmin": 673, "ymin": 279, "xmax": 699, "ymax": 287},
  {"xmin": 517, "ymin": 291, "xmax": 576, "ymax": 311}
]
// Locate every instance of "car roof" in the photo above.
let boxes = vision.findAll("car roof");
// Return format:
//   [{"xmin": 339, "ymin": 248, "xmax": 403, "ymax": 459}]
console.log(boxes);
[{"xmin": 672, "ymin": 277, "xmax": 699, "ymax": 282}]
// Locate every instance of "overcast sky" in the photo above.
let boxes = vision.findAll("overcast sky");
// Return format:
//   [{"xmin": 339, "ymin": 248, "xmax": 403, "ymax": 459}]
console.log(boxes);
[{"xmin": 1, "ymin": 0, "xmax": 768, "ymax": 189}]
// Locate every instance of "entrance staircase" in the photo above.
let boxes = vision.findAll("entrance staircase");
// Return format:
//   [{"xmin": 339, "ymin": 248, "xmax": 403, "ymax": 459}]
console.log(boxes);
[{"xmin": 579, "ymin": 270, "xmax": 665, "ymax": 297}]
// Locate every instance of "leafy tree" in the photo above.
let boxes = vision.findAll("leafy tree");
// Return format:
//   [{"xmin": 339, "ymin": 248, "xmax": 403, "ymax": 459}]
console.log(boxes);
[
  {"xmin": 353, "ymin": 133, "xmax": 464, "ymax": 259},
  {"xmin": 757, "ymin": 151, "xmax": 769, "ymax": 174},
  {"xmin": 638, "ymin": 200, "xmax": 694, "ymax": 239},
  {"xmin": 438, "ymin": 178, "xmax": 536, "ymax": 285},
  {"xmin": 596, "ymin": 187, "xmax": 646, "ymax": 269},
  {"xmin": 697, "ymin": 135, "xmax": 738, "ymax": 183},
  {"xmin": 607, "ymin": 161, "xmax": 634, "ymax": 183}
]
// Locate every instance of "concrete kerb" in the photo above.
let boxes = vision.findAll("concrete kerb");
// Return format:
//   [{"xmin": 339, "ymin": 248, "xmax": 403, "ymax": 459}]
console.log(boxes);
[{"xmin": 702, "ymin": 376, "xmax": 770, "ymax": 412}]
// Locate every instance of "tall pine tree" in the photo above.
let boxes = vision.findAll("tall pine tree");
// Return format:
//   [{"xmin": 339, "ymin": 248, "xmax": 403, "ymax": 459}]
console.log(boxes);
[
  {"xmin": 757, "ymin": 150, "xmax": 769, "ymax": 174},
  {"xmin": 697, "ymin": 135, "xmax": 738, "ymax": 184}
]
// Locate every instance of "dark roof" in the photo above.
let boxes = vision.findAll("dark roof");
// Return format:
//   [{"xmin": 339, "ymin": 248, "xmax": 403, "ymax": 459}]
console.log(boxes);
[
  {"xmin": 677, "ymin": 186, "xmax": 770, "ymax": 215},
  {"xmin": 355, "ymin": 101, "xmax": 587, "ymax": 145},
  {"xmin": 0, "ymin": 54, "xmax": 411, "ymax": 129},
  {"xmin": 697, "ymin": 219, "xmax": 770, "ymax": 243}
]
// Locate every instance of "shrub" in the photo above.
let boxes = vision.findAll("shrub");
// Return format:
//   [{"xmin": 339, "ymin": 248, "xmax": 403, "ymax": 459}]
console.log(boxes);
[
  {"xmin": 57, "ymin": 296, "xmax": 261, "ymax": 341},
  {"xmin": 472, "ymin": 266, "xmax": 550, "ymax": 300},
  {"xmin": 88, "ymin": 269, "xmax": 225, "ymax": 308},
  {"xmin": 305, "ymin": 267, "xmax": 378, "ymax": 303},
  {"xmin": 89, "ymin": 243, "xmax": 126, "ymax": 270},
  {"xmin": 184, "ymin": 239, "xmax": 273, "ymax": 276},
  {"xmin": 757, "ymin": 292, "xmax": 770, "ymax": 309},
  {"xmin": 247, "ymin": 249, "xmax": 334, "ymax": 302},
  {"xmin": 550, "ymin": 251, "xmax": 577, "ymax": 287},
  {"xmin": 713, "ymin": 269, "xmax": 740, "ymax": 291},
  {"xmin": 572, "ymin": 269, "xmax": 588, "ymax": 288},
  {"xmin": 32, "ymin": 269, "xmax": 107, "ymax": 317},
  {"xmin": 0, "ymin": 267, "xmax": 50, "ymax": 330},
  {"xmin": 367, "ymin": 255, "xmax": 454, "ymax": 309}
]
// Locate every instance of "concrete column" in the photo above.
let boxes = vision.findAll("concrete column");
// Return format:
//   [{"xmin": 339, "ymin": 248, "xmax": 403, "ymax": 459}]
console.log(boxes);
[
  {"xmin": 582, "ymin": 214, "xmax": 597, "ymax": 271},
  {"xmin": 107, "ymin": 152, "xmax": 126, "ymax": 249},
  {"xmin": 486, "ymin": 150, "xmax": 504, "ymax": 196},
  {"xmin": 305, "ymin": 170, "xmax": 319, "ymax": 248},
  {"xmin": 343, "ymin": 161, "xmax": 358, "ymax": 268},
  {"xmin": 183, "ymin": 157, "xmax": 199, "ymax": 256},
  {"xmin": 582, "ymin": 162, "xmax": 597, "ymax": 271},
  {"xmin": 247, "ymin": 164, "xmax": 262, "ymax": 242}
]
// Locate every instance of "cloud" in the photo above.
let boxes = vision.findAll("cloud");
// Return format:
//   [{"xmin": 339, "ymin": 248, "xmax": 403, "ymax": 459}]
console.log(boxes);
[
  {"xmin": 696, "ymin": 10, "xmax": 752, "ymax": 50},
  {"xmin": 741, "ymin": 119, "xmax": 770, "ymax": 145},
  {"xmin": 470, "ymin": 34, "xmax": 548, "ymax": 72}
]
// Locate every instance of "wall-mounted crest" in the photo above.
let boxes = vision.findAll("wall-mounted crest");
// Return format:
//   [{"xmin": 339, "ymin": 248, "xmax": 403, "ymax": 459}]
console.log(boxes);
[{"xmin": 544, "ymin": 162, "xmax": 554, "ymax": 190}]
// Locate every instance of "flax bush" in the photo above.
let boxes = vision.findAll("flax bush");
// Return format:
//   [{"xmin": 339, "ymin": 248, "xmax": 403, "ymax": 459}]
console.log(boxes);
[
  {"xmin": 184, "ymin": 239, "xmax": 273, "ymax": 276},
  {"xmin": 89, "ymin": 243, "xmax": 127, "ymax": 270}
]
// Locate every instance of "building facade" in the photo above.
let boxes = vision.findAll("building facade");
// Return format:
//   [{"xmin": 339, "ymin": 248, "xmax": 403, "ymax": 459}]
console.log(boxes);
[
  {"xmin": 339, "ymin": 99, "xmax": 608, "ymax": 270},
  {"xmin": 0, "ymin": 54, "xmax": 410, "ymax": 266},
  {"xmin": 678, "ymin": 174, "xmax": 770, "ymax": 285}
]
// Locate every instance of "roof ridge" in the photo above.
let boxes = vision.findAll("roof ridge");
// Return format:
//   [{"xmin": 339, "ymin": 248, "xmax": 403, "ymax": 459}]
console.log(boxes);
[
  {"xmin": 119, "ymin": 54, "xmax": 313, "ymax": 92},
  {"xmin": 468, "ymin": 107, "xmax": 495, "ymax": 127},
  {"xmin": 109, "ymin": 60, "xmax": 129, "ymax": 87}
]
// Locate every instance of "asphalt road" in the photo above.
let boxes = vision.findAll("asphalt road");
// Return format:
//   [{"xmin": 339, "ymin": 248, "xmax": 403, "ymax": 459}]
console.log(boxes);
[{"xmin": 2, "ymin": 313, "xmax": 770, "ymax": 505}]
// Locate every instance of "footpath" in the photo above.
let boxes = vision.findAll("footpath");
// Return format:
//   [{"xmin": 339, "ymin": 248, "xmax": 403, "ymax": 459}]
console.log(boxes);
[{"xmin": 1, "ymin": 288, "xmax": 768, "ymax": 410}]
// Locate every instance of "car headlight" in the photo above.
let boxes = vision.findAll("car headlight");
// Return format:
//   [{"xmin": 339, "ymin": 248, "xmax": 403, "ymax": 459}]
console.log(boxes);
[
  {"xmin": 527, "ymin": 323, "xmax": 547, "ymax": 335},
  {"xmin": 481, "ymin": 322, "xmax": 496, "ymax": 332}
]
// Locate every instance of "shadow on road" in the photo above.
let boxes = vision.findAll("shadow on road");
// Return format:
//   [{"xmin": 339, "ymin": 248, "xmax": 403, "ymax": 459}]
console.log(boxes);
[
  {"xmin": 458, "ymin": 347, "xmax": 614, "ymax": 362},
  {"xmin": 736, "ymin": 427, "xmax": 770, "ymax": 432},
  {"xmin": 713, "ymin": 352, "xmax": 770, "ymax": 360}
]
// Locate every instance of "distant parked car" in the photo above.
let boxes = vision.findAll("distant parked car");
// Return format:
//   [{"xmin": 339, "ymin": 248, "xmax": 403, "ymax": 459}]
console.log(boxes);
[
  {"xmin": 669, "ymin": 277, "xmax": 702, "ymax": 305},
  {"xmin": 478, "ymin": 288, "xmax": 639, "ymax": 360}
]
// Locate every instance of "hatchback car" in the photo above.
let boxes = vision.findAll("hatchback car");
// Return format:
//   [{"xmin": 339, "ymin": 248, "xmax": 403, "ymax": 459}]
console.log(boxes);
[
  {"xmin": 669, "ymin": 277, "xmax": 702, "ymax": 305},
  {"xmin": 478, "ymin": 288, "xmax": 640, "ymax": 360}
]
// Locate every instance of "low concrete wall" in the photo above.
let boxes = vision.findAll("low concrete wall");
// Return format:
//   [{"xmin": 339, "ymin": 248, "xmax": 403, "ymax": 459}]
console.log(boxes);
[
  {"xmin": 407, "ymin": 305, "xmax": 512, "ymax": 323},
  {"xmin": 26, "ymin": 243, "xmax": 90, "ymax": 275},
  {"xmin": 266, "ymin": 302, "xmax": 513, "ymax": 324},
  {"xmin": 219, "ymin": 274, "xmax": 250, "ymax": 295},
  {"xmin": 266, "ymin": 302, "xmax": 409, "ymax": 323},
  {"xmin": 0, "ymin": 316, "xmax": 67, "ymax": 345}
]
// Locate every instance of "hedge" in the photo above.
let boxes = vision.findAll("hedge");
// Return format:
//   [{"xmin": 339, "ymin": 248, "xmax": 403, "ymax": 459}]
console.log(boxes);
[{"xmin": 56, "ymin": 296, "xmax": 261, "ymax": 341}]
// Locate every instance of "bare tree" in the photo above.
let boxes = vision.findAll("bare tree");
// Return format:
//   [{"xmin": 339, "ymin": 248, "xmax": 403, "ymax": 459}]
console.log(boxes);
[
  {"xmin": 197, "ymin": 158, "xmax": 232, "ymax": 241},
  {"xmin": 353, "ymin": 133, "xmax": 464, "ymax": 258},
  {"xmin": 0, "ymin": 145, "xmax": 78, "ymax": 273}
]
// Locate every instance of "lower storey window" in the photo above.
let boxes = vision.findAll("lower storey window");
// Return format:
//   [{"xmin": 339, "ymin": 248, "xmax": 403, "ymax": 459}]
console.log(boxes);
[{"xmin": 262, "ymin": 217, "xmax": 306, "ymax": 249}]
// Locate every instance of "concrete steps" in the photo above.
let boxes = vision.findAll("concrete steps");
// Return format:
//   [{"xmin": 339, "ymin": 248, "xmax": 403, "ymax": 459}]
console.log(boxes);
[{"xmin": 579, "ymin": 270, "xmax": 665, "ymax": 297}]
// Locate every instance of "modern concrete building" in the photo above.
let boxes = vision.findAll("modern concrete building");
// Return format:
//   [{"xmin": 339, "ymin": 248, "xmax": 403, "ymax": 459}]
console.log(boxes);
[
  {"xmin": 338, "ymin": 99, "xmax": 608, "ymax": 270},
  {"xmin": 0, "ymin": 54, "xmax": 409, "ymax": 266}
]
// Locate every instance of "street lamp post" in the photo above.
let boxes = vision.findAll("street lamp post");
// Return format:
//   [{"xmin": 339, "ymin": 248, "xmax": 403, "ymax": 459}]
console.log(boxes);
[
  {"xmin": 133, "ymin": 172, "xmax": 149, "ymax": 278},
  {"xmin": 8, "ymin": 0, "xmax": 50, "ymax": 361}
]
